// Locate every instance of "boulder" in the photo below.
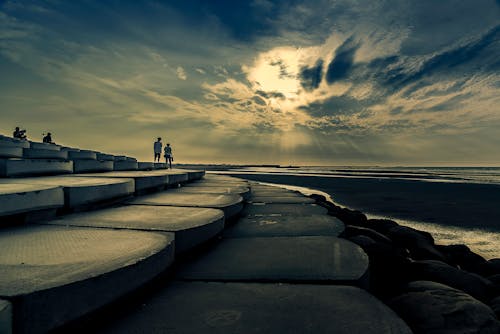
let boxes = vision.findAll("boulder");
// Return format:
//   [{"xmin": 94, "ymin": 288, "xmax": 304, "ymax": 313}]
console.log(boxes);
[
  {"xmin": 335, "ymin": 208, "xmax": 368, "ymax": 227},
  {"xmin": 389, "ymin": 281, "xmax": 500, "ymax": 334},
  {"xmin": 386, "ymin": 225, "xmax": 445, "ymax": 261},
  {"xmin": 341, "ymin": 226, "xmax": 393, "ymax": 245},
  {"xmin": 477, "ymin": 259, "xmax": 500, "ymax": 277},
  {"xmin": 490, "ymin": 296, "xmax": 500, "ymax": 319},
  {"xmin": 436, "ymin": 244, "xmax": 487, "ymax": 272},
  {"xmin": 366, "ymin": 218, "xmax": 400, "ymax": 234},
  {"xmin": 407, "ymin": 260, "xmax": 495, "ymax": 303}
]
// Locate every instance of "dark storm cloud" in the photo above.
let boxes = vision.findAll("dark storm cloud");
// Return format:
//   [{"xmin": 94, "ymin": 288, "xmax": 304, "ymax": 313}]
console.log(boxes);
[
  {"xmin": 299, "ymin": 94, "xmax": 381, "ymax": 117},
  {"xmin": 255, "ymin": 90, "xmax": 286, "ymax": 99},
  {"xmin": 299, "ymin": 59, "xmax": 323, "ymax": 91},
  {"xmin": 325, "ymin": 36, "xmax": 360, "ymax": 84}
]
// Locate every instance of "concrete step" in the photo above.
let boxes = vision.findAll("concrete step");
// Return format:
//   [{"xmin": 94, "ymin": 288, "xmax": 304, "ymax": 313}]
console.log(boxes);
[
  {"xmin": 0, "ymin": 137, "xmax": 30, "ymax": 149},
  {"xmin": 73, "ymin": 160, "xmax": 113, "ymax": 173},
  {"xmin": 248, "ymin": 196, "xmax": 316, "ymax": 204},
  {"xmin": 223, "ymin": 214, "xmax": 345, "ymax": 238},
  {"xmin": 176, "ymin": 236, "xmax": 369, "ymax": 286},
  {"xmin": 242, "ymin": 203, "xmax": 328, "ymax": 217},
  {"xmin": 0, "ymin": 182, "xmax": 63, "ymax": 218},
  {"xmin": 153, "ymin": 162, "xmax": 167, "ymax": 169},
  {"xmin": 68, "ymin": 150, "xmax": 97, "ymax": 160},
  {"xmin": 129, "ymin": 192, "xmax": 243, "ymax": 220},
  {"xmin": 0, "ymin": 299, "xmax": 11, "ymax": 334},
  {"xmin": 189, "ymin": 179, "xmax": 248, "ymax": 187},
  {"xmin": 173, "ymin": 184, "xmax": 251, "ymax": 200},
  {"xmin": 170, "ymin": 169, "xmax": 204, "ymax": 181},
  {"xmin": 0, "ymin": 146, "xmax": 23, "ymax": 158},
  {"xmin": 96, "ymin": 153, "xmax": 114, "ymax": 161},
  {"xmin": 0, "ymin": 159, "xmax": 73, "ymax": 177},
  {"xmin": 22, "ymin": 148, "xmax": 68, "ymax": 160},
  {"xmin": 96, "ymin": 282, "xmax": 411, "ymax": 334},
  {"xmin": 137, "ymin": 162, "xmax": 154, "ymax": 170},
  {"xmin": 113, "ymin": 161, "xmax": 138, "ymax": 171},
  {"xmin": 29, "ymin": 142, "xmax": 61, "ymax": 151},
  {"xmin": 113, "ymin": 155, "xmax": 127, "ymax": 161},
  {"xmin": 76, "ymin": 171, "xmax": 169, "ymax": 194},
  {"xmin": 42, "ymin": 205, "xmax": 225, "ymax": 254},
  {"xmin": 203, "ymin": 174, "xmax": 245, "ymax": 182},
  {"xmin": 1, "ymin": 176, "xmax": 134, "ymax": 211},
  {"xmin": 0, "ymin": 225, "xmax": 174, "ymax": 334},
  {"xmin": 147, "ymin": 169, "xmax": 190, "ymax": 185}
]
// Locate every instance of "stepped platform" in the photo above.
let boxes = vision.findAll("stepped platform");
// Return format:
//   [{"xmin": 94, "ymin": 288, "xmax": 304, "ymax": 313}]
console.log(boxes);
[
  {"xmin": 0, "ymin": 158, "xmax": 73, "ymax": 177},
  {"xmin": 113, "ymin": 160, "xmax": 138, "ymax": 171},
  {"xmin": 68, "ymin": 150, "xmax": 97, "ymax": 160},
  {"xmin": 153, "ymin": 162, "xmax": 167, "ymax": 169},
  {"xmin": 43, "ymin": 205, "xmax": 224, "ymax": 254},
  {"xmin": 73, "ymin": 160, "xmax": 113, "ymax": 173},
  {"xmin": 0, "ymin": 183, "xmax": 63, "ymax": 219},
  {"xmin": 0, "ymin": 225, "xmax": 174, "ymax": 334},
  {"xmin": 129, "ymin": 192, "xmax": 243, "ymax": 219},
  {"xmin": 224, "ymin": 214, "xmax": 345, "ymax": 238},
  {"xmin": 147, "ymin": 169, "xmax": 190, "ymax": 185},
  {"xmin": 22, "ymin": 148, "xmax": 68, "ymax": 159},
  {"xmin": 242, "ymin": 203, "xmax": 328, "ymax": 216},
  {"xmin": 176, "ymin": 236, "xmax": 369, "ymax": 285},
  {"xmin": 0, "ymin": 146, "xmax": 23, "ymax": 158},
  {"xmin": 29, "ymin": 142, "xmax": 60, "ymax": 151},
  {"xmin": 170, "ymin": 169, "xmax": 205, "ymax": 181},
  {"xmin": 1, "ymin": 176, "xmax": 134, "ymax": 211},
  {"xmin": 96, "ymin": 153, "xmax": 114, "ymax": 161},
  {"xmin": 248, "ymin": 195, "xmax": 315, "ymax": 204},
  {"xmin": 98, "ymin": 282, "xmax": 411, "ymax": 334},
  {"xmin": 137, "ymin": 162, "xmax": 154, "ymax": 170},
  {"xmin": 173, "ymin": 184, "xmax": 251, "ymax": 200},
  {"xmin": 77, "ymin": 171, "xmax": 169, "ymax": 194}
]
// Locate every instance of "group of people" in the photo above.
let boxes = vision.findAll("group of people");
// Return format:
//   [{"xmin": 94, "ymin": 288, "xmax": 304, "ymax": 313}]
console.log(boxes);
[
  {"xmin": 13, "ymin": 126, "xmax": 54, "ymax": 144},
  {"xmin": 154, "ymin": 137, "xmax": 173, "ymax": 168}
]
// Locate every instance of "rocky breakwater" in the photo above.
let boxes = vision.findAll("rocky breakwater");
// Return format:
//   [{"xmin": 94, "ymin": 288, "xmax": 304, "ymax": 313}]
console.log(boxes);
[{"xmin": 309, "ymin": 193, "xmax": 500, "ymax": 333}]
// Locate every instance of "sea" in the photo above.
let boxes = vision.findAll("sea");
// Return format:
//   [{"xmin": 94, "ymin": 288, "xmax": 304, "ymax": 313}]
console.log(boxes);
[{"xmin": 210, "ymin": 166, "xmax": 500, "ymax": 259}]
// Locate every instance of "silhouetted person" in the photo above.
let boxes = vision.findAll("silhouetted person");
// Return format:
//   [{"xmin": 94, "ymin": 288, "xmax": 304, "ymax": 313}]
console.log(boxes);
[
  {"xmin": 42, "ymin": 132, "xmax": 53, "ymax": 144},
  {"xmin": 154, "ymin": 137, "xmax": 162, "ymax": 162},
  {"xmin": 13, "ymin": 127, "xmax": 27, "ymax": 140},
  {"xmin": 164, "ymin": 143, "xmax": 173, "ymax": 169}
]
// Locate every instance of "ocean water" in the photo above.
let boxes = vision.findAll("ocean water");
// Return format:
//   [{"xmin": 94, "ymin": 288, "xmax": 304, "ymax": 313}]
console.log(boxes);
[{"xmin": 213, "ymin": 166, "xmax": 500, "ymax": 259}]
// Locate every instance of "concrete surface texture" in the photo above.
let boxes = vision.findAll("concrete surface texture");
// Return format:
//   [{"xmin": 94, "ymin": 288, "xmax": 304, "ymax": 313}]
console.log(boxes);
[
  {"xmin": 0, "ymin": 299, "xmax": 12, "ymax": 334},
  {"xmin": 223, "ymin": 214, "xmax": 345, "ymax": 238},
  {"xmin": 96, "ymin": 153, "xmax": 115, "ymax": 161},
  {"xmin": 173, "ymin": 184, "xmax": 251, "ymax": 200},
  {"xmin": 242, "ymin": 203, "xmax": 328, "ymax": 216},
  {"xmin": 0, "ymin": 159, "xmax": 73, "ymax": 177},
  {"xmin": 147, "ymin": 169, "xmax": 190, "ymax": 184},
  {"xmin": 95, "ymin": 282, "xmax": 412, "ymax": 334},
  {"xmin": 76, "ymin": 171, "xmax": 168, "ymax": 193},
  {"xmin": 68, "ymin": 150, "xmax": 97, "ymax": 160},
  {"xmin": 176, "ymin": 236, "xmax": 369, "ymax": 284},
  {"xmin": 0, "ymin": 225, "xmax": 175, "ymax": 333},
  {"xmin": 128, "ymin": 192, "xmax": 243, "ymax": 219},
  {"xmin": 43, "ymin": 205, "xmax": 225, "ymax": 254},
  {"xmin": 137, "ymin": 162, "xmax": 154, "ymax": 170},
  {"xmin": 169, "ymin": 169, "xmax": 205, "ymax": 181},
  {"xmin": 0, "ymin": 137, "xmax": 30, "ymax": 149},
  {"xmin": 0, "ymin": 147, "xmax": 23, "ymax": 158},
  {"xmin": 248, "ymin": 196, "xmax": 316, "ymax": 204},
  {"xmin": 29, "ymin": 142, "xmax": 60, "ymax": 151},
  {"xmin": 113, "ymin": 161, "xmax": 138, "ymax": 171},
  {"xmin": 73, "ymin": 160, "xmax": 114, "ymax": 173},
  {"xmin": 22, "ymin": 148, "xmax": 68, "ymax": 160},
  {"xmin": 0, "ymin": 183, "xmax": 64, "ymax": 217}
]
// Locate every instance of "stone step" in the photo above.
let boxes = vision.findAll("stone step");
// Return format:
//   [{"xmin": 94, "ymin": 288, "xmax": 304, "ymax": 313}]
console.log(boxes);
[
  {"xmin": 242, "ymin": 203, "xmax": 328, "ymax": 217},
  {"xmin": 170, "ymin": 169, "xmax": 205, "ymax": 181},
  {"xmin": 76, "ymin": 171, "xmax": 169, "ymax": 194},
  {"xmin": 113, "ymin": 160, "xmax": 138, "ymax": 171},
  {"xmin": 223, "ymin": 214, "xmax": 345, "ymax": 238},
  {"xmin": 96, "ymin": 282, "xmax": 411, "ymax": 334},
  {"xmin": 29, "ymin": 141, "xmax": 61, "ymax": 151},
  {"xmin": 68, "ymin": 150, "xmax": 97, "ymax": 160},
  {"xmin": 0, "ymin": 146, "xmax": 23, "ymax": 158},
  {"xmin": 0, "ymin": 225, "xmax": 174, "ymax": 334},
  {"xmin": 0, "ymin": 159, "xmax": 73, "ymax": 177},
  {"xmin": 73, "ymin": 160, "xmax": 113, "ymax": 173},
  {"xmin": 96, "ymin": 153, "xmax": 115, "ymax": 161},
  {"xmin": 0, "ymin": 138, "xmax": 30, "ymax": 149},
  {"xmin": 176, "ymin": 236, "xmax": 369, "ymax": 286},
  {"xmin": 153, "ymin": 162, "xmax": 167, "ymax": 169},
  {"xmin": 1, "ymin": 176, "xmax": 134, "ymax": 211},
  {"xmin": 173, "ymin": 184, "xmax": 251, "ymax": 200},
  {"xmin": 0, "ymin": 299, "xmax": 11, "ymax": 334},
  {"xmin": 138, "ymin": 162, "xmax": 154, "ymax": 170},
  {"xmin": 129, "ymin": 192, "xmax": 243, "ymax": 220},
  {"xmin": 147, "ymin": 169, "xmax": 190, "ymax": 185},
  {"xmin": 113, "ymin": 155, "xmax": 127, "ymax": 161},
  {"xmin": 42, "ymin": 205, "xmax": 224, "ymax": 254},
  {"xmin": 22, "ymin": 148, "xmax": 68, "ymax": 160},
  {"xmin": 0, "ymin": 182, "xmax": 63, "ymax": 218}
]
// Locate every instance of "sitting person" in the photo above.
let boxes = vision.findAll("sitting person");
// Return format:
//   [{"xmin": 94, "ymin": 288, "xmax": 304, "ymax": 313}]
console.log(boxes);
[
  {"xmin": 42, "ymin": 132, "xmax": 54, "ymax": 144},
  {"xmin": 13, "ymin": 127, "xmax": 27, "ymax": 140}
]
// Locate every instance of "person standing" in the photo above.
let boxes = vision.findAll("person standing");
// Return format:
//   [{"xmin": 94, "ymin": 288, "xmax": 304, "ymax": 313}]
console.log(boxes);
[
  {"xmin": 164, "ymin": 143, "xmax": 173, "ymax": 169},
  {"xmin": 154, "ymin": 137, "xmax": 162, "ymax": 162}
]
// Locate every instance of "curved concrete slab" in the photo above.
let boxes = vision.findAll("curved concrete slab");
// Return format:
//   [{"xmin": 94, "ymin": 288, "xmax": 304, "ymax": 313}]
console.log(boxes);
[
  {"xmin": 23, "ymin": 148, "xmax": 68, "ymax": 159},
  {"xmin": 176, "ymin": 236, "xmax": 369, "ymax": 285},
  {"xmin": 242, "ymin": 203, "xmax": 328, "ymax": 217},
  {"xmin": 248, "ymin": 196, "xmax": 315, "ymax": 204},
  {"xmin": 68, "ymin": 150, "xmax": 97, "ymax": 160},
  {"xmin": 96, "ymin": 153, "xmax": 114, "ymax": 161},
  {"xmin": 98, "ymin": 282, "xmax": 412, "ymax": 334},
  {"xmin": 44, "ymin": 205, "xmax": 224, "ymax": 254},
  {"xmin": 129, "ymin": 192, "xmax": 243, "ymax": 219},
  {"xmin": 77, "ymin": 171, "xmax": 168, "ymax": 193},
  {"xmin": 153, "ymin": 162, "xmax": 167, "ymax": 169},
  {"xmin": 0, "ymin": 138, "xmax": 29, "ymax": 149},
  {"xmin": 173, "ymin": 185, "xmax": 251, "ymax": 200},
  {"xmin": 0, "ymin": 146, "xmax": 23, "ymax": 158},
  {"xmin": 113, "ymin": 161, "xmax": 138, "ymax": 171},
  {"xmin": 0, "ymin": 159, "xmax": 73, "ymax": 177},
  {"xmin": 0, "ymin": 299, "xmax": 11, "ymax": 334},
  {"xmin": 203, "ymin": 174, "xmax": 245, "ymax": 182},
  {"xmin": 168, "ymin": 169, "xmax": 204, "ymax": 181},
  {"xmin": 224, "ymin": 214, "xmax": 345, "ymax": 238},
  {"xmin": 29, "ymin": 142, "xmax": 60, "ymax": 151},
  {"xmin": 147, "ymin": 169, "xmax": 189, "ymax": 185},
  {"xmin": 0, "ymin": 225, "xmax": 174, "ymax": 334},
  {"xmin": 138, "ymin": 162, "xmax": 154, "ymax": 170},
  {"xmin": 0, "ymin": 176, "xmax": 134, "ymax": 209},
  {"xmin": 113, "ymin": 155, "xmax": 127, "ymax": 161},
  {"xmin": 73, "ymin": 160, "xmax": 113, "ymax": 173},
  {"xmin": 0, "ymin": 183, "xmax": 63, "ymax": 217}
]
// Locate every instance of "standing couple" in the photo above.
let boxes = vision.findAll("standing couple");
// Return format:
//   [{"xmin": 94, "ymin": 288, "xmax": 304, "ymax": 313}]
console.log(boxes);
[{"xmin": 154, "ymin": 137, "xmax": 173, "ymax": 168}]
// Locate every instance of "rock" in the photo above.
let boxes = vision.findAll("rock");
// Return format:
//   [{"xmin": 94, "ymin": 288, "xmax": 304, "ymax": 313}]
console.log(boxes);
[
  {"xmin": 386, "ymin": 225, "xmax": 445, "ymax": 261},
  {"xmin": 436, "ymin": 244, "xmax": 487, "ymax": 272},
  {"xmin": 309, "ymin": 194, "xmax": 327, "ymax": 203},
  {"xmin": 365, "ymin": 219, "xmax": 399, "ymax": 234},
  {"xmin": 389, "ymin": 281, "xmax": 500, "ymax": 334},
  {"xmin": 477, "ymin": 259, "xmax": 500, "ymax": 277},
  {"xmin": 407, "ymin": 260, "xmax": 495, "ymax": 303},
  {"xmin": 335, "ymin": 208, "xmax": 368, "ymax": 227},
  {"xmin": 347, "ymin": 235, "xmax": 377, "ymax": 249},
  {"xmin": 490, "ymin": 296, "xmax": 500, "ymax": 319},
  {"xmin": 341, "ymin": 226, "xmax": 393, "ymax": 245},
  {"xmin": 487, "ymin": 274, "xmax": 500, "ymax": 288}
]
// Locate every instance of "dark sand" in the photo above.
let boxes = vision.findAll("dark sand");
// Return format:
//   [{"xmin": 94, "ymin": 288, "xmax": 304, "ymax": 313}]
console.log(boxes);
[{"xmin": 230, "ymin": 173, "xmax": 500, "ymax": 232}]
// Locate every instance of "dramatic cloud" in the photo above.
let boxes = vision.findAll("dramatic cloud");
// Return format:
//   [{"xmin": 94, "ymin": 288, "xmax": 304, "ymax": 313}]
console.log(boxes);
[{"xmin": 0, "ymin": 0, "xmax": 499, "ymax": 165}]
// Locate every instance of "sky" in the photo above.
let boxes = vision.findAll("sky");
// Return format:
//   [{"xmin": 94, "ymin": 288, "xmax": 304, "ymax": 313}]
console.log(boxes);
[{"xmin": 1, "ymin": 0, "xmax": 499, "ymax": 165}]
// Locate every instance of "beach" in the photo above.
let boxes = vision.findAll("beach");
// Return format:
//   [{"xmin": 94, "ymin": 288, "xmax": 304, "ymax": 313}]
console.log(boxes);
[{"xmin": 218, "ymin": 170, "xmax": 500, "ymax": 259}]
